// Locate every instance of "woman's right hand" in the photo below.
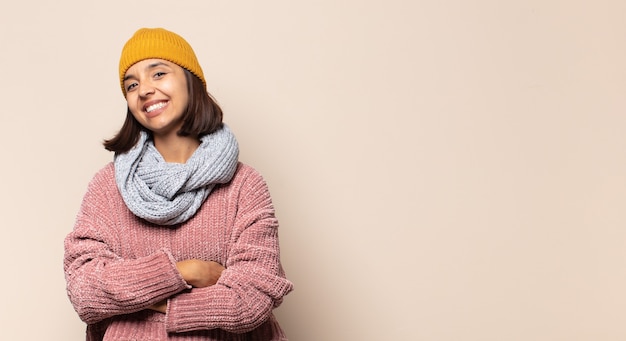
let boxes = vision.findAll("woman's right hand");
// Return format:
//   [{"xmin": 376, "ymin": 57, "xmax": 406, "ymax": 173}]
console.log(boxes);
[{"xmin": 176, "ymin": 259, "xmax": 225, "ymax": 288}]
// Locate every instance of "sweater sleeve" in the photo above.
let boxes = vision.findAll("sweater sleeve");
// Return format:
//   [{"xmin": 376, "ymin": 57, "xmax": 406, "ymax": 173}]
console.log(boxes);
[
  {"xmin": 63, "ymin": 167, "xmax": 190, "ymax": 324},
  {"xmin": 165, "ymin": 167, "xmax": 293, "ymax": 334}
]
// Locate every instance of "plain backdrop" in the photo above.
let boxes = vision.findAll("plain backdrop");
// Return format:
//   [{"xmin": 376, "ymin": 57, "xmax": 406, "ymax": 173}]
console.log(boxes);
[{"xmin": 1, "ymin": 1, "xmax": 625, "ymax": 340}]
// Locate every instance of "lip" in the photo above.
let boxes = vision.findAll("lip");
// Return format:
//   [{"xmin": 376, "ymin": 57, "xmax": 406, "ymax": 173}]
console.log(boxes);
[{"xmin": 143, "ymin": 100, "xmax": 169, "ymax": 117}]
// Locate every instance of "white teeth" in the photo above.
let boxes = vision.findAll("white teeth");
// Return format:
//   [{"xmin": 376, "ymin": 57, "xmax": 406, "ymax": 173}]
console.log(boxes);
[{"xmin": 146, "ymin": 102, "xmax": 167, "ymax": 113}]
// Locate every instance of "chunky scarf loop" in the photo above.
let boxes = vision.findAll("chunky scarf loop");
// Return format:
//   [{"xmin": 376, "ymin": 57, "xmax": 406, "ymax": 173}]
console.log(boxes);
[{"xmin": 114, "ymin": 125, "xmax": 239, "ymax": 226}]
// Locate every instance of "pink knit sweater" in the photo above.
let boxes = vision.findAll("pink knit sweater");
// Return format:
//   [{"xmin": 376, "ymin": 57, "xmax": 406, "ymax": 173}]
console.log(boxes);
[{"xmin": 64, "ymin": 162, "xmax": 293, "ymax": 340}]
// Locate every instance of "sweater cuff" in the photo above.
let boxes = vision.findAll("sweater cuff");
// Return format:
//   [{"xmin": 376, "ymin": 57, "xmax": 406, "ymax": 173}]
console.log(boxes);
[
  {"xmin": 165, "ymin": 287, "xmax": 214, "ymax": 333},
  {"xmin": 148, "ymin": 249, "xmax": 192, "ymax": 299}
]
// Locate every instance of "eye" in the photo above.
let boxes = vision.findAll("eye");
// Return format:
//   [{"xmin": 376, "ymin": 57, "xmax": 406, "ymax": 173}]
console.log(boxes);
[
  {"xmin": 154, "ymin": 71, "xmax": 167, "ymax": 79},
  {"xmin": 126, "ymin": 82, "xmax": 138, "ymax": 92}
]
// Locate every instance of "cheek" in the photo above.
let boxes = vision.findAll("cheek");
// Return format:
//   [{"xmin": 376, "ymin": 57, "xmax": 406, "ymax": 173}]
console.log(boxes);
[
  {"xmin": 126, "ymin": 98, "xmax": 143, "ymax": 118},
  {"xmin": 170, "ymin": 84, "xmax": 189, "ymax": 109},
  {"xmin": 126, "ymin": 92, "xmax": 141, "ymax": 106},
  {"xmin": 167, "ymin": 80, "xmax": 188, "ymax": 99}
]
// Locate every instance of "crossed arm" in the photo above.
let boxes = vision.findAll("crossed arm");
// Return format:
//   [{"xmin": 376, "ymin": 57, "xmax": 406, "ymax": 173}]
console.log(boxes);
[{"xmin": 148, "ymin": 259, "xmax": 225, "ymax": 313}]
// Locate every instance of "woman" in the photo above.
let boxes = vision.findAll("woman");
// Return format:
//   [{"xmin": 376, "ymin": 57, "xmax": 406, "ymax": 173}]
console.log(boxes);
[{"xmin": 63, "ymin": 27, "xmax": 293, "ymax": 340}]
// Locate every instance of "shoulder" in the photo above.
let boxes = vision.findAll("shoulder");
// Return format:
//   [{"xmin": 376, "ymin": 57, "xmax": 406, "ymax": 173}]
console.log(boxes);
[
  {"xmin": 84, "ymin": 162, "xmax": 117, "ymax": 194},
  {"xmin": 232, "ymin": 162, "xmax": 264, "ymax": 182},
  {"xmin": 220, "ymin": 162, "xmax": 272, "ymax": 198},
  {"xmin": 77, "ymin": 162, "xmax": 122, "ymax": 222},
  {"xmin": 90, "ymin": 162, "xmax": 115, "ymax": 182},
  {"xmin": 231, "ymin": 161, "xmax": 264, "ymax": 183}
]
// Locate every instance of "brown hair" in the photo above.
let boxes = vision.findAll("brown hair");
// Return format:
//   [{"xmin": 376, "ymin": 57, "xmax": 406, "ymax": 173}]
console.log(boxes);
[{"xmin": 103, "ymin": 70, "xmax": 223, "ymax": 154}]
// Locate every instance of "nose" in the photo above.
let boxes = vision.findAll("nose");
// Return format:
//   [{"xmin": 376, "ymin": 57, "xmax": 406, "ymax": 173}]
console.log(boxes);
[{"xmin": 138, "ymin": 82, "xmax": 155, "ymax": 97}]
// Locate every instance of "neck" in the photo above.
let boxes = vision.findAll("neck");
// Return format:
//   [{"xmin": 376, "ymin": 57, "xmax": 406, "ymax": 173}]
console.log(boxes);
[{"xmin": 153, "ymin": 133, "xmax": 201, "ymax": 163}]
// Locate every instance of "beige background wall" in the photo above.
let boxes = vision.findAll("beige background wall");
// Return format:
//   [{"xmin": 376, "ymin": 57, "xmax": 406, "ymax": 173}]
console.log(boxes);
[{"xmin": 1, "ymin": 1, "xmax": 625, "ymax": 340}]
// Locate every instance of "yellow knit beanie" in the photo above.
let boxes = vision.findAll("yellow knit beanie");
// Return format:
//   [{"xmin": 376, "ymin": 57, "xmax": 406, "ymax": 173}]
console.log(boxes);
[{"xmin": 119, "ymin": 28, "xmax": 206, "ymax": 95}]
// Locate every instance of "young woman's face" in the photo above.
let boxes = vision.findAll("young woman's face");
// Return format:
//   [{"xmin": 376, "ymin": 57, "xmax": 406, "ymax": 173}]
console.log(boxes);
[{"xmin": 123, "ymin": 59, "xmax": 189, "ymax": 137}]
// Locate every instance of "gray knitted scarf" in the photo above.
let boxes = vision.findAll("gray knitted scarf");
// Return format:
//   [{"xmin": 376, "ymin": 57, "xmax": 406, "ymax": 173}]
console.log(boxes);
[{"xmin": 114, "ymin": 125, "xmax": 239, "ymax": 226}]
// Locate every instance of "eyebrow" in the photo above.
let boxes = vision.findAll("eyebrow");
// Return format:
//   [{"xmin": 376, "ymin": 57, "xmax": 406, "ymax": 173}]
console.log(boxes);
[{"xmin": 123, "ymin": 61, "xmax": 172, "ymax": 82}]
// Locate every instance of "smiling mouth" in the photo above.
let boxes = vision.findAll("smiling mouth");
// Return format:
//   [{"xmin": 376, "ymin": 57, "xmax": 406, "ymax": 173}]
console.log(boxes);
[{"xmin": 145, "ymin": 101, "xmax": 168, "ymax": 113}]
